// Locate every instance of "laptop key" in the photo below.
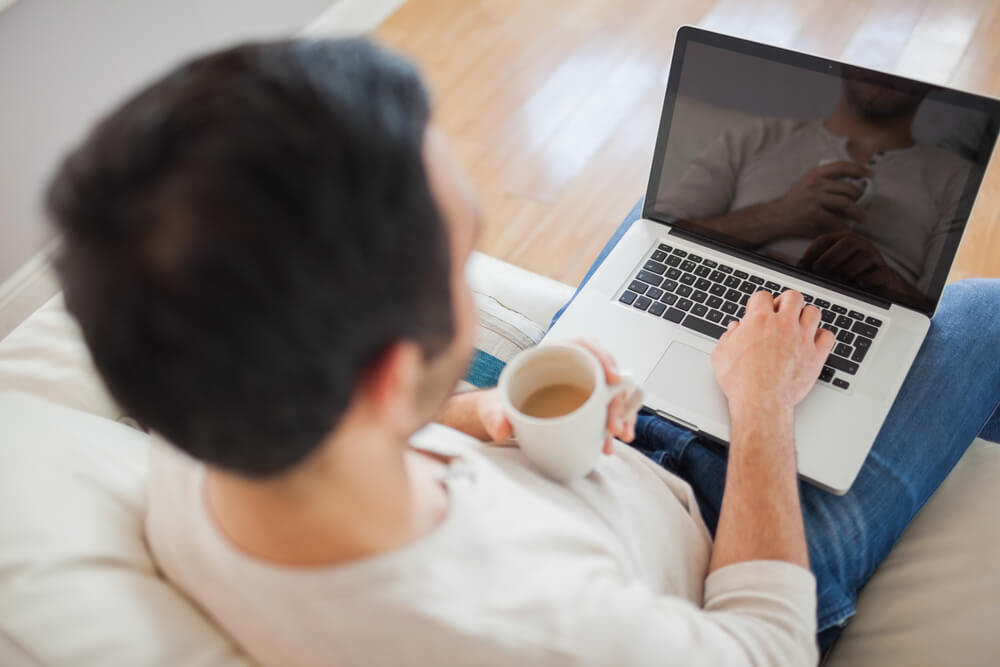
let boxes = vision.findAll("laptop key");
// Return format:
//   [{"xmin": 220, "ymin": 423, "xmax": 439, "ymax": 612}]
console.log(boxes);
[
  {"xmin": 737, "ymin": 306, "xmax": 746, "ymax": 318},
  {"xmin": 831, "ymin": 304, "xmax": 847, "ymax": 315},
  {"xmin": 643, "ymin": 260, "xmax": 667, "ymax": 275},
  {"xmin": 661, "ymin": 293, "xmax": 678, "ymax": 306},
  {"xmin": 734, "ymin": 269, "xmax": 749, "ymax": 279},
  {"xmin": 854, "ymin": 335, "xmax": 873, "ymax": 349},
  {"xmin": 665, "ymin": 255, "xmax": 681, "ymax": 267},
  {"xmin": 748, "ymin": 275, "xmax": 764, "ymax": 285},
  {"xmin": 722, "ymin": 315, "xmax": 739, "ymax": 327},
  {"xmin": 803, "ymin": 294, "xmax": 814, "ymax": 303},
  {"xmin": 820, "ymin": 323, "xmax": 837, "ymax": 335},
  {"xmin": 666, "ymin": 267, "xmax": 681, "ymax": 280},
  {"xmin": 691, "ymin": 290, "xmax": 708, "ymax": 304},
  {"xmin": 724, "ymin": 276, "xmax": 742, "ymax": 288},
  {"xmin": 663, "ymin": 307, "xmax": 685, "ymax": 323},
  {"xmin": 692, "ymin": 303, "xmax": 709, "ymax": 317},
  {"xmin": 707, "ymin": 295, "xmax": 723, "ymax": 309},
  {"xmin": 835, "ymin": 342, "xmax": 852, "ymax": 357},
  {"xmin": 634, "ymin": 296, "xmax": 652, "ymax": 311},
  {"xmin": 739, "ymin": 294, "xmax": 750, "ymax": 306},
  {"xmin": 826, "ymin": 354, "xmax": 859, "ymax": 375},
  {"xmin": 851, "ymin": 346, "xmax": 868, "ymax": 363},
  {"xmin": 671, "ymin": 248, "xmax": 688, "ymax": 258},
  {"xmin": 694, "ymin": 265, "xmax": 711, "ymax": 278},
  {"xmin": 849, "ymin": 310, "xmax": 865, "ymax": 320},
  {"xmin": 648, "ymin": 302, "xmax": 667, "ymax": 316},
  {"xmin": 681, "ymin": 314, "xmax": 727, "ymax": 339},
  {"xmin": 833, "ymin": 378, "xmax": 850, "ymax": 390},
  {"xmin": 695, "ymin": 278, "xmax": 711, "ymax": 290},
  {"xmin": 680, "ymin": 260, "xmax": 697, "ymax": 272},
  {"xmin": 765, "ymin": 280, "xmax": 781, "ymax": 291},
  {"xmin": 836, "ymin": 330, "xmax": 855, "ymax": 344},
  {"xmin": 819, "ymin": 366, "xmax": 834, "ymax": 382},
  {"xmin": 821, "ymin": 309, "xmax": 836, "ymax": 323},
  {"xmin": 619, "ymin": 291, "xmax": 638, "ymax": 305},
  {"xmin": 718, "ymin": 264, "xmax": 734, "ymax": 274},
  {"xmin": 679, "ymin": 274, "xmax": 695, "ymax": 285},
  {"xmin": 676, "ymin": 298, "xmax": 693, "ymax": 311},
  {"xmin": 651, "ymin": 250, "xmax": 668, "ymax": 262},
  {"xmin": 662, "ymin": 279, "xmax": 678, "ymax": 292},
  {"xmin": 676, "ymin": 285, "xmax": 693, "ymax": 297},
  {"xmin": 688, "ymin": 254, "xmax": 703, "ymax": 263},
  {"xmin": 814, "ymin": 298, "xmax": 831, "ymax": 309},
  {"xmin": 851, "ymin": 320, "xmax": 879, "ymax": 339},
  {"xmin": 636, "ymin": 270, "xmax": 662, "ymax": 286},
  {"xmin": 658, "ymin": 243, "xmax": 672, "ymax": 252},
  {"xmin": 865, "ymin": 315, "xmax": 883, "ymax": 328},
  {"xmin": 709, "ymin": 284, "xmax": 727, "ymax": 297},
  {"xmin": 725, "ymin": 288, "xmax": 742, "ymax": 302},
  {"xmin": 835, "ymin": 315, "xmax": 853, "ymax": 329},
  {"xmin": 629, "ymin": 280, "xmax": 648, "ymax": 294},
  {"xmin": 709, "ymin": 270, "xmax": 725, "ymax": 283},
  {"xmin": 647, "ymin": 287, "xmax": 664, "ymax": 300},
  {"xmin": 721, "ymin": 301, "xmax": 738, "ymax": 315},
  {"xmin": 706, "ymin": 309, "xmax": 724, "ymax": 323},
  {"xmin": 702, "ymin": 259, "xmax": 718, "ymax": 268},
  {"xmin": 739, "ymin": 281, "xmax": 756, "ymax": 294}
]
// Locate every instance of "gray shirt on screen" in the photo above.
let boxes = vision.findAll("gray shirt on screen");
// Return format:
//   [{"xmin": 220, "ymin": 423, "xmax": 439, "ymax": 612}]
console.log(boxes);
[{"xmin": 655, "ymin": 118, "xmax": 971, "ymax": 295}]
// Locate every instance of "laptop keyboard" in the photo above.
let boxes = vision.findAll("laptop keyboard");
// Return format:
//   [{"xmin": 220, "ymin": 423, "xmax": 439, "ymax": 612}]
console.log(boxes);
[{"xmin": 618, "ymin": 243, "xmax": 884, "ymax": 391}]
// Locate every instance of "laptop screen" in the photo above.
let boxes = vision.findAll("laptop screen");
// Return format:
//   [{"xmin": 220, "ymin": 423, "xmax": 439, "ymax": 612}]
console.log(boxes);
[{"xmin": 644, "ymin": 27, "xmax": 1000, "ymax": 315}]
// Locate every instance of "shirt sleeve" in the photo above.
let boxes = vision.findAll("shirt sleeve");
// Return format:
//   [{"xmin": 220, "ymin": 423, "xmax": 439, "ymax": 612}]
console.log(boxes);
[{"xmin": 561, "ymin": 561, "xmax": 818, "ymax": 667}]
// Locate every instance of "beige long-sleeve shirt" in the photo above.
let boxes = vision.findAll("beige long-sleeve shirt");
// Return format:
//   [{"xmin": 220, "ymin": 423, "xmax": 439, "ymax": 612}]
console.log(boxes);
[{"xmin": 147, "ymin": 423, "xmax": 818, "ymax": 666}]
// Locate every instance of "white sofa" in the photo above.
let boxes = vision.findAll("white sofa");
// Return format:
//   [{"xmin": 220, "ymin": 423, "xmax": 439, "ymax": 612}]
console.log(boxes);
[{"xmin": 0, "ymin": 252, "xmax": 997, "ymax": 666}]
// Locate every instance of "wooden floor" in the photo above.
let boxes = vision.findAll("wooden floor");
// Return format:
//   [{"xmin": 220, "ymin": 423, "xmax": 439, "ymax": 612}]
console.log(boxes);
[{"xmin": 375, "ymin": 0, "xmax": 1000, "ymax": 287}]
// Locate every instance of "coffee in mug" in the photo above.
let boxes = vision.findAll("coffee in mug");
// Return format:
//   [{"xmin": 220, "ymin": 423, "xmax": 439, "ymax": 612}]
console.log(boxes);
[{"xmin": 519, "ymin": 383, "xmax": 592, "ymax": 418}]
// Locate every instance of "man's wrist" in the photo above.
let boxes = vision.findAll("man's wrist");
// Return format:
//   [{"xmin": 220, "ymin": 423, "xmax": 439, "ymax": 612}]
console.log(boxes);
[{"xmin": 728, "ymin": 397, "xmax": 795, "ymax": 447}]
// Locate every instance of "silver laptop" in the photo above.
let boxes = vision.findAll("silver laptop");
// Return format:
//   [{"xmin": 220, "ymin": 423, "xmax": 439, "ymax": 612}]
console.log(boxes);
[{"xmin": 547, "ymin": 26, "xmax": 1000, "ymax": 494}]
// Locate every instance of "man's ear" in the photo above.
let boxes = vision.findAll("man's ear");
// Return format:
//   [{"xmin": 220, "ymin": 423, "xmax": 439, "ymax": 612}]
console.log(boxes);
[{"xmin": 356, "ymin": 340, "xmax": 424, "ymax": 434}]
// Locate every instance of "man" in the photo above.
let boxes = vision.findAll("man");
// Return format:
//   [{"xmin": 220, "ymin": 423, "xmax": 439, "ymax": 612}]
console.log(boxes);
[
  {"xmin": 655, "ymin": 68, "xmax": 971, "ymax": 308},
  {"xmin": 47, "ymin": 39, "xmax": 999, "ymax": 665}
]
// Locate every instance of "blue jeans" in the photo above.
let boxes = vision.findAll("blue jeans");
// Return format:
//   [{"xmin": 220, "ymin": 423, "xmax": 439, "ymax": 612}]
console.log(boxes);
[{"xmin": 554, "ymin": 204, "xmax": 1000, "ymax": 651}]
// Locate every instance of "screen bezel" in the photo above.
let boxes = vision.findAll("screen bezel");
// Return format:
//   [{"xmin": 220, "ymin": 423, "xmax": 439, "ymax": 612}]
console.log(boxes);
[{"xmin": 642, "ymin": 26, "xmax": 1000, "ymax": 317}]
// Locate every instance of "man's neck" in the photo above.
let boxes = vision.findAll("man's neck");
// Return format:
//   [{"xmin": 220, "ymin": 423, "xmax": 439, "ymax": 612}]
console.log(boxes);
[
  {"xmin": 823, "ymin": 99, "xmax": 916, "ymax": 164},
  {"xmin": 204, "ymin": 423, "xmax": 449, "ymax": 567}
]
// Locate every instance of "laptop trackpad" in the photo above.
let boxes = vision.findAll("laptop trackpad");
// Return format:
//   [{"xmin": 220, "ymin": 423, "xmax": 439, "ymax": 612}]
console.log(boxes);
[{"xmin": 645, "ymin": 342, "xmax": 729, "ymax": 427}]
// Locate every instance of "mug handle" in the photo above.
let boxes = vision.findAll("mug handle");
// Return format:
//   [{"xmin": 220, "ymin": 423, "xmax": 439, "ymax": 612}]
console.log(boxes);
[{"xmin": 608, "ymin": 371, "xmax": 644, "ymax": 420}]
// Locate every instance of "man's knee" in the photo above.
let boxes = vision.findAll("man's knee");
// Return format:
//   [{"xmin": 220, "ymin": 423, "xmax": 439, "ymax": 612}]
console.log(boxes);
[
  {"xmin": 939, "ymin": 278, "xmax": 1000, "ymax": 346},
  {"xmin": 942, "ymin": 278, "xmax": 1000, "ymax": 312}
]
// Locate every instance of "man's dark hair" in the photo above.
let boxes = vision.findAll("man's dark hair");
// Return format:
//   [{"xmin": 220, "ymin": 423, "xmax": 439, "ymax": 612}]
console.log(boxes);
[{"xmin": 46, "ymin": 38, "xmax": 454, "ymax": 476}]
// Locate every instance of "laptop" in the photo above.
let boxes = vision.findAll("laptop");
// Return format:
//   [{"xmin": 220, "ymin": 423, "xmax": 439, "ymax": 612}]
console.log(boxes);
[{"xmin": 546, "ymin": 26, "xmax": 1000, "ymax": 494}]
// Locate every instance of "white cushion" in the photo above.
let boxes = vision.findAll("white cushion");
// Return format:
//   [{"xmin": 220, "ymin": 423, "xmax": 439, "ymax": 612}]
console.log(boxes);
[
  {"xmin": 0, "ymin": 294, "xmax": 121, "ymax": 419},
  {"xmin": 0, "ymin": 393, "xmax": 252, "ymax": 666},
  {"xmin": 826, "ymin": 437, "xmax": 1000, "ymax": 665}
]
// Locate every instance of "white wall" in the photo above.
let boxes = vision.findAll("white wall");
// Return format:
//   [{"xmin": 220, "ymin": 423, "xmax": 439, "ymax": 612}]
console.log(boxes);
[{"xmin": 0, "ymin": 0, "xmax": 332, "ymax": 287}]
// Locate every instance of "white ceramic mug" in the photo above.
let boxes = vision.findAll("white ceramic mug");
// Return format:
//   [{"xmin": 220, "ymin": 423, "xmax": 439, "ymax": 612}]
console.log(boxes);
[{"xmin": 498, "ymin": 342, "xmax": 645, "ymax": 482}]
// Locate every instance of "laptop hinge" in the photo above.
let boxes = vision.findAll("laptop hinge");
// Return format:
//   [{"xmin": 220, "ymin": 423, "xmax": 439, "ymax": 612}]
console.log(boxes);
[{"xmin": 665, "ymin": 226, "xmax": 893, "ymax": 311}]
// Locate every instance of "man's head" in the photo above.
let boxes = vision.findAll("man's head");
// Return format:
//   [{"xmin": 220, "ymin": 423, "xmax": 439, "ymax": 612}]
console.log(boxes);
[
  {"xmin": 47, "ymin": 38, "xmax": 479, "ymax": 477},
  {"xmin": 842, "ymin": 67, "xmax": 930, "ymax": 122}
]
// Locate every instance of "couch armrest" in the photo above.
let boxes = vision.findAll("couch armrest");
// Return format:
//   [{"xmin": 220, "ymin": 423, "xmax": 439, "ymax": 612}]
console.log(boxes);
[{"xmin": 467, "ymin": 252, "xmax": 574, "ymax": 331}]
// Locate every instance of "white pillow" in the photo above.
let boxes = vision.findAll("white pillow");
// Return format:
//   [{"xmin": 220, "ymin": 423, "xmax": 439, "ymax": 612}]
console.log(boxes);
[
  {"xmin": 0, "ymin": 295, "xmax": 121, "ymax": 419},
  {"xmin": 0, "ymin": 392, "xmax": 253, "ymax": 666}
]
